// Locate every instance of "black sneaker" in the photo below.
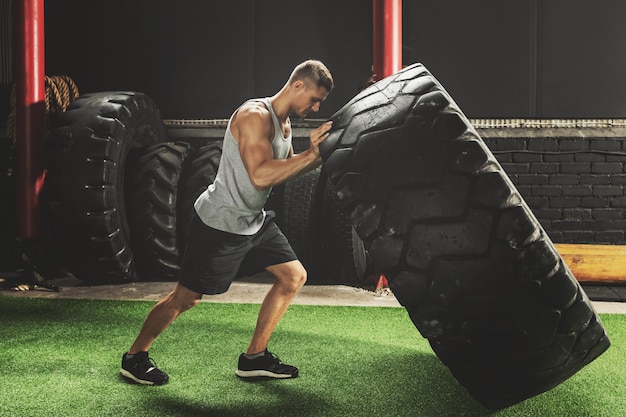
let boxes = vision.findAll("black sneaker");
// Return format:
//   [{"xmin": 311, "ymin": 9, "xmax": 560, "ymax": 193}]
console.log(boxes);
[
  {"xmin": 120, "ymin": 352, "xmax": 169, "ymax": 385},
  {"xmin": 235, "ymin": 350, "xmax": 298, "ymax": 379}
]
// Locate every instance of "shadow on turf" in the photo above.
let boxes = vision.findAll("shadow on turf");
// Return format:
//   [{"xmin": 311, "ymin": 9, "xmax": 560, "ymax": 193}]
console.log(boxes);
[
  {"xmin": 144, "ymin": 346, "xmax": 609, "ymax": 417},
  {"xmin": 144, "ymin": 353, "xmax": 494, "ymax": 417}
]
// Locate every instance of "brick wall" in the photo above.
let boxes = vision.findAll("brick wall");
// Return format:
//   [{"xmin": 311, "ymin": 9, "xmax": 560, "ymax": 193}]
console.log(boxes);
[{"xmin": 476, "ymin": 121, "xmax": 626, "ymax": 245}]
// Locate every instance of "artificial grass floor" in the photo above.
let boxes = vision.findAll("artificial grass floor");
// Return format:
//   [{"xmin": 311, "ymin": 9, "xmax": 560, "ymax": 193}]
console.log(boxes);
[{"xmin": 0, "ymin": 296, "xmax": 624, "ymax": 417}]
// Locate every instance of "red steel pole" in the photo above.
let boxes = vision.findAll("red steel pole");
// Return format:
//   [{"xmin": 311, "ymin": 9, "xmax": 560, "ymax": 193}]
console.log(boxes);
[
  {"xmin": 369, "ymin": 0, "xmax": 402, "ymax": 290},
  {"xmin": 15, "ymin": 0, "xmax": 46, "ymax": 240},
  {"xmin": 372, "ymin": 0, "xmax": 402, "ymax": 81}
]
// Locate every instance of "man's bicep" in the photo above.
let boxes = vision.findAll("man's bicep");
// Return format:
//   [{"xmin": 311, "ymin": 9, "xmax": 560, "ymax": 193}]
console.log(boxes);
[{"xmin": 238, "ymin": 115, "xmax": 274, "ymax": 179}]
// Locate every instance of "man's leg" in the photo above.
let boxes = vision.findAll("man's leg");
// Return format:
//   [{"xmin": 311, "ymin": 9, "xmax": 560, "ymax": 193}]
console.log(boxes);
[
  {"xmin": 121, "ymin": 283, "xmax": 202, "ymax": 385},
  {"xmin": 235, "ymin": 260, "xmax": 305, "ymax": 379},
  {"xmin": 129, "ymin": 283, "xmax": 203, "ymax": 354},
  {"xmin": 246, "ymin": 260, "xmax": 306, "ymax": 354}
]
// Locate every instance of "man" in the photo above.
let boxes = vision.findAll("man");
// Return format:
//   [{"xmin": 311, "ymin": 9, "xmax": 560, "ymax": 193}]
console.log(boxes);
[{"xmin": 120, "ymin": 60, "xmax": 334, "ymax": 385}]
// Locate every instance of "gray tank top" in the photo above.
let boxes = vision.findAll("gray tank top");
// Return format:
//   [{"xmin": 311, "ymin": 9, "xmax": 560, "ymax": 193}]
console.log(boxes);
[{"xmin": 194, "ymin": 98, "xmax": 292, "ymax": 235}]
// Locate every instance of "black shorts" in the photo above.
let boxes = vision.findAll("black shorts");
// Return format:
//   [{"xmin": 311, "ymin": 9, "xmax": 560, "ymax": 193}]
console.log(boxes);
[{"xmin": 178, "ymin": 212, "xmax": 298, "ymax": 295}]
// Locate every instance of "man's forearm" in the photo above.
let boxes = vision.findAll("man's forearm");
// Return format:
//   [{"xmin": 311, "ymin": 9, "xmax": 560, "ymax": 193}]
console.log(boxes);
[
  {"xmin": 297, "ymin": 154, "xmax": 323, "ymax": 175},
  {"xmin": 249, "ymin": 148, "xmax": 320, "ymax": 190}
]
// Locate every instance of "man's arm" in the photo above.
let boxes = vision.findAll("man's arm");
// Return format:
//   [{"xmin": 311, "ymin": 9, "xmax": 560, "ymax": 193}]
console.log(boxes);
[{"xmin": 238, "ymin": 110, "xmax": 332, "ymax": 190}]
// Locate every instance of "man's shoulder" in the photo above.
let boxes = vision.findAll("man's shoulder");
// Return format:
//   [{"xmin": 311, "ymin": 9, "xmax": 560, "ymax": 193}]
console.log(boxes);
[
  {"xmin": 233, "ymin": 100, "xmax": 273, "ymax": 139},
  {"xmin": 238, "ymin": 100, "xmax": 271, "ymax": 119}
]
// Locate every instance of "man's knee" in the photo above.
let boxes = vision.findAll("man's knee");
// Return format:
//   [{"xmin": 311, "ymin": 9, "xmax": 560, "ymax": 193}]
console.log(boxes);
[
  {"xmin": 291, "ymin": 267, "xmax": 307, "ymax": 290},
  {"xmin": 270, "ymin": 261, "xmax": 307, "ymax": 292},
  {"xmin": 170, "ymin": 284, "xmax": 203, "ymax": 312},
  {"xmin": 282, "ymin": 274, "xmax": 306, "ymax": 294},
  {"xmin": 182, "ymin": 296, "xmax": 203, "ymax": 311}
]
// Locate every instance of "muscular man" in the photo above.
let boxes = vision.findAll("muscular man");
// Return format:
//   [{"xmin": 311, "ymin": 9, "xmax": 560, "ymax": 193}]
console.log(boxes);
[{"xmin": 120, "ymin": 60, "xmax": 334, "ymax": 385}]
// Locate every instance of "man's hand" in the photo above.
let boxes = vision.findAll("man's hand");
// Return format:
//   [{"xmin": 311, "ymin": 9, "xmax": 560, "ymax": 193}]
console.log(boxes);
[{"xmin": 308, "ymin": 121, "xmax": 333, "ymax": 156}]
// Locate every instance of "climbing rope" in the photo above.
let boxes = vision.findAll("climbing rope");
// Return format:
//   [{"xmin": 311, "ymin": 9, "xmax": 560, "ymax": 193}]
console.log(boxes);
[{"xmin": 5, "ymin": 75, "xmax": 80, "ymax": 145}]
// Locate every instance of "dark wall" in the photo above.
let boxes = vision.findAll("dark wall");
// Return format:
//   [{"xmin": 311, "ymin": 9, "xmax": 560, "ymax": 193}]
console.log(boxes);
[
  {"xmin": 5, "ymin": 0, "xmax": 626, "ymax": 121},
  {"xmin": 403, "ymin": 0, "xmax": 626, "ymax": 118},
  {"xmin": 403, "ymin": 1, "xmax": 534, "ymax": 117},
  {"xmin": 44, "ymin": 0, "xmax": 372, "ymax": 120},
  {"xmin": 539, "ymin": 0, "xmax": 626, "ymax": 117}
]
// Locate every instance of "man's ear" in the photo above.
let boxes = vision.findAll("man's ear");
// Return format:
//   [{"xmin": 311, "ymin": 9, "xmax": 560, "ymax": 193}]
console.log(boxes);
[{"xmin": 293, "ymin": 80, "xmax": 305, "ymax": 91}]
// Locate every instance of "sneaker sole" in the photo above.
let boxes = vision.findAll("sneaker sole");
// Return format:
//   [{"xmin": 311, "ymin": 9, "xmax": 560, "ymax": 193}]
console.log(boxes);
[
  {"xmin": 235, "ymin": 369, "xmax": 298, "ymax": 379},
  {"xmin": 120, "ymin": 368, "xmax": 167, "ymax": 385}
]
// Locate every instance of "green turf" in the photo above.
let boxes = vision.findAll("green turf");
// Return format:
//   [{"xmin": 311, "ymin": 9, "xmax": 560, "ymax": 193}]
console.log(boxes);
[{"xmin": 0, "ymin": 296, "xmax": 624, "ymax": 417}]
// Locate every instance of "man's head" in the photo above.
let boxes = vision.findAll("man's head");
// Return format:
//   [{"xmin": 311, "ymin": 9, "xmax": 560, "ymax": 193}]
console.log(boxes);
[
  {"xmin": 288, "ymin": 60, "xmax": 333, "ymax": 118},
  {"xmin": 288, "ymin": 60, "xmax": 334, "ymax": 93}
]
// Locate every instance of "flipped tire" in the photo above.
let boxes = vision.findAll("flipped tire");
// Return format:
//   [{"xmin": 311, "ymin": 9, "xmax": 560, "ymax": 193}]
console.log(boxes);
[
  {"xmin": 319, "ymin": 64, "xmax": 610, "ymax": 409},
  {"xmin": 44, "ymin": 92, "xmax": 167, "ymax": 283},
  {"xmin": 127, "ymin": 142, "xmax": 190, "ymax": 281}
]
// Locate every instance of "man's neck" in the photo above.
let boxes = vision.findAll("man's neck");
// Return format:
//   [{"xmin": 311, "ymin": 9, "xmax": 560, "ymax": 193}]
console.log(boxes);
[{"xmin": 268, "ymin": 88, "xmax": 292, "ymax": 123}]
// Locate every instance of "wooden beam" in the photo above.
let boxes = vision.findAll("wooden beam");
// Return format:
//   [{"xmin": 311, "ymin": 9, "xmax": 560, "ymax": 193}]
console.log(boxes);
[{"xmin": 555, "ymin": 244, "xmax": 626, "ymax": 284}]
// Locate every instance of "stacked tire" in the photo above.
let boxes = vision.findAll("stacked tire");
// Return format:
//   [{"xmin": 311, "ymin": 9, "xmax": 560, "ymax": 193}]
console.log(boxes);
[
  {"xmin": 318, "ymin": 63, "xmax": 610, "ymax": 409},
  {"xmin": 177, "ymin": 142, "xmax": 222, "ymax": 251},
  {"xmin": 44, "ymin": 92, "xmax": 168, "ymax": 283},
  {"xmin": 43, "ymin": 92, "xmax": 223, "ymax": 283},
  {"xmin": 127, "ymin": 142, "xmax": 190, "ymax": 281}
]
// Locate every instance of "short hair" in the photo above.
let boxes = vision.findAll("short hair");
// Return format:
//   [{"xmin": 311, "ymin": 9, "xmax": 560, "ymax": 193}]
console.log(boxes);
[{"xmin": 288, "ymin": 60, "xmax": 334, "ymax": 93}]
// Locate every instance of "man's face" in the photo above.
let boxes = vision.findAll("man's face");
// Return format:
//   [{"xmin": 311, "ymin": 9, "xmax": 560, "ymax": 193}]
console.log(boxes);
[{"xmin": 294, "ymin": 83, "xmax": 329, "ymax": 118}]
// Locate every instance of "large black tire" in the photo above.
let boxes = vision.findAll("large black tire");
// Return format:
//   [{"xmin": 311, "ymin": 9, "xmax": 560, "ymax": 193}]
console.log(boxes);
[
  {"xmin": 177, "ymin": 142, "xmax": 223, "ymax": 252},
  {"xmin": 127, "ymin": 142, "xmax": 190, "ymax": 281},
  {"xmin": 44, "ymin": 92, "xmax": 167, "ymax": 283},
  {"xmin": 279, "ymin": 167, "xmax": 325, "ymax": 281},
  {"xmin": 320, "ymin": 175, "xmax": 371, "ymax": 284},
  {"xmin": 319, "ymin": 64, "xmax": 610, "ymax": 409}
]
